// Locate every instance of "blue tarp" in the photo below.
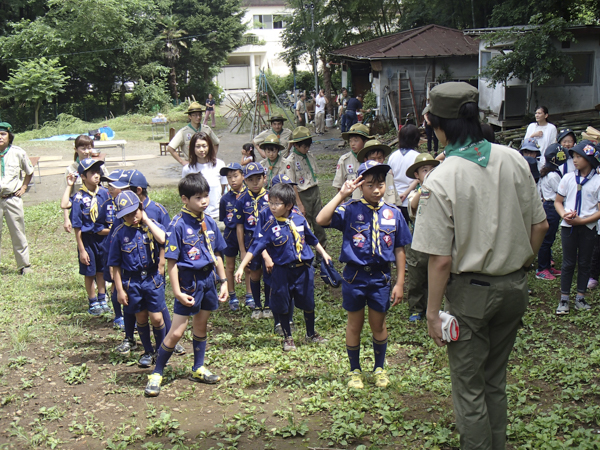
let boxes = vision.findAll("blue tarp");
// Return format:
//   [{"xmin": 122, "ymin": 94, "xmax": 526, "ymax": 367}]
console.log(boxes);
[{"xmin": 31, "ymin": 126, "xmax": 115, "ymax": 141}]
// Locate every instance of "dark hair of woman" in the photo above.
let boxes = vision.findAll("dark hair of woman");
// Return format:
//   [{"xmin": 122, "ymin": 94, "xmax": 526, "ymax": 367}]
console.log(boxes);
[
  {"xmin": 398, "ymin": 124, "xmax": 420, "ymax": 149},
  {"xmin": 188, "ymin": 132, "xmax": 216, "ymax": 167}
]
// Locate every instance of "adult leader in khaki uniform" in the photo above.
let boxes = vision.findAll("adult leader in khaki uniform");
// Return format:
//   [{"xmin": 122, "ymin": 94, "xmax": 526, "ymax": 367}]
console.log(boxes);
[
  {"xmin": 0, "ymin": 122, "xmax": 34, "ymax": 274},
  {"xmin": 253, "ymin": 115, "xmax": 292, "ymax": 160},
  {"xmin": 412, "ymin": 83, "xmax": 548, "ymax": 450},
  {"xmin": 167, "ymin": 102, "xmax": 220, "ymax": 165}
]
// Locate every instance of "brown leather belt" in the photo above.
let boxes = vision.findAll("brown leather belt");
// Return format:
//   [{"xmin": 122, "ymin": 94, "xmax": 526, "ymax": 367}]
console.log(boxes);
[{"xmin": 1, "ymin": 192, "xmax": 16, "ymax": 199}]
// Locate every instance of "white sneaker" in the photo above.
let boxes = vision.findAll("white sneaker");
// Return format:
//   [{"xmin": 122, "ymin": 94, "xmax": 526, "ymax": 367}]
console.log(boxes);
[
  {"xmin": 556, "ymin": 299, "xmax": 569, "ymax": 315},
  {"xmin": 262, "ymin": 309, "xmax": 273, "ymax": 319},
  {"xmin": 251, "ymin": 309, "xmax": 262, "ymax": 319}
]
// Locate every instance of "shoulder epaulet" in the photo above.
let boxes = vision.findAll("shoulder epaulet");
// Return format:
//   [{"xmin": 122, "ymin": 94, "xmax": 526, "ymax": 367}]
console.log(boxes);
[
  {"xmin": 112, "ymin": 223, "xmax": 126, "ymax": 236},
  {"xmin": 262, "ymin": 217, "xmax": 276, "ymax": 231},
  {"xmin": 382, "ymin": 201, "xmax": 400, "ymax": 211},
  {"xmin": 169, "ymin": 213, "xmax": 183, "ymax": 228}
]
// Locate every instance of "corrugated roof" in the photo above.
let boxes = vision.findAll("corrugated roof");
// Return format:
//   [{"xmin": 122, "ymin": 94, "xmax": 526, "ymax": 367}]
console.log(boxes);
[
  {"xmin": 243, "ymin": 0, "xmax": 287, "ymax": 6},
  {"xmin": 332, "ymin": 25, "xmax": 479, "ymax": 60}
]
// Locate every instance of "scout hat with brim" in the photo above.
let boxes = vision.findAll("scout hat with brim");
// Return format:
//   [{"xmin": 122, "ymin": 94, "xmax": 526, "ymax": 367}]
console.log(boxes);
[
  {"xmin": 544, "ymin": 143, "xmax": 568, "ymax": 170},
  {"xmin": 357, "ymin": 160, "xmax": 391, "ymax": 178},
  {"xmin": 115, "ymin": 191, "xmax": 141, "ymax": 219},
  {"xmin": 186, "ymin": 101, "xmax": 205, "ymax": 114},
  {"xmin": 271, "ymin": 174, "xmax": 297, "ymax": 186},
  {"xmin": 428, "ymin": 82, "xmax": 479, "ymax": 119},
  {"xmin": 244, "ymin": 161, "xmax": 265, "ymax": 178},
  {"xmin": 356, "ymin": 139, "xmax": 392, "ymax": 163},
  {"xmin": 405, "ymin": 153, "xmax": 440, "ymax": 179},
  {"xmin": 320, "ymin": 260, "xmax": 342, "ymax": 288},
  {"xmin": 341, "ymin": 123, "xmax": 372, "ymax": 141},
  {"xmin": 289, "ymin": 126, "xmax": 314, "ymax": 143},
  {"xmin": 520, "ymin": 137, "xmax": 541, "ymax": 154},
  {"xmin": 219, "ymin": 162, "xmax": 243, "ymax": 176},
  {"xmin": 269, "ymin": 115, "xmax": 287, "ymax": 123},
  {"xmin": 569, "ymin": 140, "xmax": 600, "ymax": 169},
  {"xmin": 259, "ymin": 134, "xmax": 285, "ymax": 151},
  {"xmin": 0, "ymin": 122, "xmax": 12, "ymax": 132},
  {"xmin": 77, "ymin": 158, "xmax": 105, "ymax": 175},
  {"xmin": 523, "ymin": 156, "xmax": 540, "ymax": 182},
  {"xmin": 557, "ymin": 128, "xmax": 577, "ymax": 145}
]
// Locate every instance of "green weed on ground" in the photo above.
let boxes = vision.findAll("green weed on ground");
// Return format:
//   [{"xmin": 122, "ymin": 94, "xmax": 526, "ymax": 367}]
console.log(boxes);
[{"xmin": 0, "ymin": 152, "xmax": 599, "ymax": 449}]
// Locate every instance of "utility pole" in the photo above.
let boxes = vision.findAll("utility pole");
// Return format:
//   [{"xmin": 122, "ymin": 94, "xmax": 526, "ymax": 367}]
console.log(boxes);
[{"xmin": 306, "ymin": 3, "xmax": 319, "ymax": 96}]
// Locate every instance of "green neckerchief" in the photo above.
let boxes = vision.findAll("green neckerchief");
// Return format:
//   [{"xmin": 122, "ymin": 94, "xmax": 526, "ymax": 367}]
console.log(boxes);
[
  {"xmin": 187, "ymin": 124, "xmax": 200, "ymax": 133},
  {"xmin": 445, "ymin": 138, "xmax": 491, "ymax": 168},
  {"xmin": 351, "ymin": 150, "xmax": 359, "ymax": 161},
  {"xmin": 271, "ymin": 128, "xmax": 281, "ymax": 137},
  {"xmin": 293, "ymin": 149, "xmax": 316, "ymax": 181},
  {"xmin": 267, "ymin": 154, "xmax": 280, "ymax": 185},
  {"xmin": 0, "ymin": 145, "xmax": 10, "ymax": 178}
]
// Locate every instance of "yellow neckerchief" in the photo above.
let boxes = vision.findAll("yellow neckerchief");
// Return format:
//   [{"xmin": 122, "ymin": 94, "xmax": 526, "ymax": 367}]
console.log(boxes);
[
  {"xmin": 124, "ymin": 221, "xmax": 155, "ymax": 264},
  {"xmin": 80, "ymin": 183, "xmax": 100, "ymax": 223},
  {"xmin": 360, "ymin": 198, "xmax": 384, "ymax": 256},
  {"xmin": 182, "ymin": 206, "xmax": 216, "ymax": 263},
  {"xmin": 231, "ymin": 184, "xmax": 246, "ymax": 197},
  {"xmin": 248, "ymin": 187, "xmax": 267, "ymax": 219},
  {"xmin": 275, "ymin": 212, "xmax": 303, "ymax": 261}
]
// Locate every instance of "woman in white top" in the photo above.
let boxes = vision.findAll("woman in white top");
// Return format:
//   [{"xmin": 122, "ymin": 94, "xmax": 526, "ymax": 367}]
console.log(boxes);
[
  {"xmin": 387, "ymin": 124, "xmax": 421, "ymax": 224},
  {"xmin": 525, "ymin": 106, "xmax": 557, "ymax": 167},
  {"xmin": 182, "ymin": 132, "xmax": 227, "ymax": 220}
]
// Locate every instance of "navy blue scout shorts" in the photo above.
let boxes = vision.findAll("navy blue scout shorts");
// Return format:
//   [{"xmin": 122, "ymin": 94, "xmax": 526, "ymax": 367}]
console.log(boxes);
[
  {"xmin": 244, "ymin": 230, "xmax": 263, "ymax": 271},
  {"xmin": 174, "ymin": 267, "xmax": 219, "ymax": 316},
  {"xmin": 342, "ymin": 264, "xmax": 392, "ymax": 313},
  {"xmin": 222, "ymin": 228, "xmax": 239, "ymax": 258},
  {"xmin": 78, "ymin": 233, "xmax": 106, "ymax": 276},
  {"xmin": 269, "ymin": 263, "xmax": 315, "ymax": 315},
  {"xmin": 120, "ymin": 270, "xmax": 167, "ymax": 315}
]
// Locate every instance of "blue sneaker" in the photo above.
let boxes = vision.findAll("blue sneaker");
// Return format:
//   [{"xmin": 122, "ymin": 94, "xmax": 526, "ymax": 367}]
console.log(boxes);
[
  {"xmin": 99, "ymin": 301, "xmax": 112, "ymax": 314},
  {"xmin": 229, "ymin": 298, "xmax": 239, "ymax": 311},
  {"xmin": 88, "ymin": 302, "xmax": 102, "ymax": 316},
  {"xmin": 113, "ymin": 316, "xmax": 125, "ymax": 331},
  {"xmin": 409, "ymin": 312, "xmax": 423, "ymax": 322},
  {"xmin": 245, "ymin": 295, "xmax": 255, "ymax": 310}
]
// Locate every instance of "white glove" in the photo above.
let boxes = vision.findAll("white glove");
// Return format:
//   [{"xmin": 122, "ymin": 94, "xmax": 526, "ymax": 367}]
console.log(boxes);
[{"xmin": 439, "ymin": 311, "xmax": 459, "ymax": 342}]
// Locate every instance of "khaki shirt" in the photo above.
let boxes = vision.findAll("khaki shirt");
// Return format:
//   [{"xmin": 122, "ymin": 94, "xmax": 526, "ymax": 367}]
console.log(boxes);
[
  {"xmin": 260, "ymin": 156, "xmax": 288, "ymax": 187},
  {"xmin": 253, "ymin": 128, "xmax": 292, "ymax": 158},
  {"xmin": 412, "ymin": 143, "xmax": 546, "ymax": 276},
  {"xmin": 284, "ymin": 149, "xmax": 318, "ymax": 191},
  {"xmin": 384, "ymin": 171, "xmax": 400, "ymax": 205},
  {"xmin": 333, "ymin": 151, "xmax": 360, "ymax": 199},
  {"xmin": 0, "ymin": 145, "xmax": 34, "ymax": 196},
  {"xmin": 168, "ymin": 124, "xmax": 220, "ymax": 159}
]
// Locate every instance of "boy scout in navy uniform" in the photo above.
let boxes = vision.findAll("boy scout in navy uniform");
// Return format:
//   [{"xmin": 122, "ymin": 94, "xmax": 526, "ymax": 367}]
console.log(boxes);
[
  {"xmin": 413, "ymin": 82, "xmax": 548, "ymax": 449},
  {"xmin": 234, "ymin": 162, "xmax": 271, "ymax": 318},
  {"xmin": 259, "ymin": 134, "xmax": 287, "ymax": 188},
  {"xmin": 333, "ymin": 123, "xmax": 372, "ymax": 199},
  {"xmin": 108, "ymin": 191, "xmax": 167, "ymax": 368},
  {"xmin": 317, "ymin": 161, "xmax": 411, "ymax": 389},
  {"xmin": 284, "ymin": 127, "xmax": 328, "ymax": 264},
  {"xmin": 236, "ymin": 182, "xmax": 331, "ymax": 351},
  {"xmin": 145, "ymin": 173, "xmax": 228, "ymax": 397},
  {"xmin": 219, "ymin": 162, "xmax": 251, "ymax": 311},
  {"xmin": 0, "ymin": 122, "xmax": 34, "ymax": 274},
  {"xmin": 63, "ymin": 158, "xmax": 111, "ymax": 316}
]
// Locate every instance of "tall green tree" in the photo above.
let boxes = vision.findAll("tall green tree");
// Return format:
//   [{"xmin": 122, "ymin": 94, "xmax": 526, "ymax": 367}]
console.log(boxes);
[
  {"xmin": 158, "ymin": 15, "xmax": 187, "ymax": 102},
  {"xmin": 1, "ymin": 57, "xmax": 68, "ymax": 128}
]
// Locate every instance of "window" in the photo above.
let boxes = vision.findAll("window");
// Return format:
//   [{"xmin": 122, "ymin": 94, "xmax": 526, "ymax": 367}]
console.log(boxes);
[
  {"xmin": 480, "ymin": 51, "xmax": 492, "ymax": 71},
  {"xmin": 273, "ymin": 15, "xmax": 290, "ymax": 29},
  {"xmin": 254, "ymin": 14, "xmax": 289, "ymax": 29},
  {"xmin": 565, "ymin": 53, "xmax": 594, "ymax": 85}
]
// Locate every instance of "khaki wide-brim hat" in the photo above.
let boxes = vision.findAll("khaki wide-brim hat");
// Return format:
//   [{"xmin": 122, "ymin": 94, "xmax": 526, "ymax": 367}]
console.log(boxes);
[
  {"xmin": 289, "ymin": 126, "xmax": 315, "ymax": 143},
  {"xmin": 405, "ymin": 153, "xmax": 440, "ymax": 179},
  {"xmin": 186, "ymin": 101, "xmax": 206, "ymax": 114},
  {"xmin": 356, "ymin": 139, "xmax": 392, "ymax": 163},
  {"xmin": 259, "ymin": 134, "xmax": 285, "ymax": 150},
  {"xmin": 269, "ymin": 115, "xmax": 287, "ymax": 123},
  {"xmin": 341, "ymin": 123, "xmax": 372, "ymax": 141}
]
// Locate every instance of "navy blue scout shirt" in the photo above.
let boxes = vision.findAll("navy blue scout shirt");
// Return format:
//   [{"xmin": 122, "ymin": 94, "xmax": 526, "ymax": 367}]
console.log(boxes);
[
  {"xmin": 251, "ymin": 210, "xmax": 319, "ymax": 264},
  {"xmin": 234, "ymin": 189, "xmax": 269, "ymax": 233},
  {"xmin": 97, "ymin": 196, "xmax": 116, "ymax": 229},
  {"xmin": 70, "ymin": 186, "xmax": 110, "ymax": 233},
  {"xmin": 346, "ymin": 97, "xmax": 362, "ymax": 112},
  {"xmin": 328, "ymin": 200, "xmax": 412, "ymax": 265},
  {"xmin": 220, "ymin": 187, "xmax": 246, "ymax": 232},
  {"xmin": 248, "ymin": 203, "xmax": 301, "ymax": 253},
  {"xmin": 165, "ymin": 209, "xmax": 226, "ymax": 270},
  {"xmin": 107, "ymin": 220, "xmax": 165, "ymax": 272},
  {"xmin": 143, "ymin": 197, "xmax": 170, "ymax": 229}
]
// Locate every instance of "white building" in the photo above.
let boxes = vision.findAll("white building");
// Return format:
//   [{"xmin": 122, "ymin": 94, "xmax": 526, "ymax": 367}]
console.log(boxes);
[{"xmin": 218, "ymin": 0, "xmax": 309, "ymax": 91}]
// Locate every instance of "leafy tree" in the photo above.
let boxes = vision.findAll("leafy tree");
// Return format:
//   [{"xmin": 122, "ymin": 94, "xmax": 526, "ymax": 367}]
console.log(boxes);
[
  {"xmin": 158, "ymin": 15, "xmax": 187, "ymax": 102},
  {"xmin": 480, "ymin": 15, "xmax": 577, "ymax": 113},
  {"xmin": 1, "ymin": 57, "xmax": 68, "ymax": 128}
]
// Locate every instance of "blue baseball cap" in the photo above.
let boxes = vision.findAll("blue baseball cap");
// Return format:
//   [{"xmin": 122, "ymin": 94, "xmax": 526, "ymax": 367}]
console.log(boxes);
[
  {"xmin": 112, "ymin": 169, "xmax": 149, "ymax": 189},
  {"xmin": 520, "ymin": 138, "xmax": 541, "ymax": 154},
  {"xmin": 101, "ymin": 169, "xmax": 123, "ymax": 183},
  {"xmin": 320, "ymin": 260, "xmax": 342, "ymax": 288},
  {"xmin": 114, "ymin": 191, "xmax": 141, "ymax": 219},
  {"xmin": 220, "ymin": 162, "xmax": 243, "ymax": 176},
  {"xmin": 357, "ymin": 160, "xmax": 391, "ymax": 178},
  {"xmin": 244, "ymin": 162, "xmax": 265, "ymax": 178},
  {"xmin": 77, "ymin": 158, "xmax": 104, "ymax": 175},
  {"xmin": 271, "ymin": 174, "xmax": 297, "ymax": 186}
]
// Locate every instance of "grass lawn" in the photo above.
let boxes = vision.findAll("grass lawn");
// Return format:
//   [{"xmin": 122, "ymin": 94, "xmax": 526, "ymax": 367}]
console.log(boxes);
[{"xmin": 1, "ymin": 152, "xmax": 600, "ymax": 449}]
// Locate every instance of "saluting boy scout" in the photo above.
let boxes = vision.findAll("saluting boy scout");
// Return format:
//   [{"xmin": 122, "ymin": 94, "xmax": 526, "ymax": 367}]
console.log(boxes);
[
  {"xmin": 0, "ymin": 122, "xmax": 34, "ymax": 274},
  {"xmin": 254, "ymin": 115, "xmax": 293, "ymax": 159},
  {"xmin": 333, "ymin": 123, "xmax": 372, "ymax": 199},
  {"xmin": 284, "ymin": 127, "xmax": 327, "ymax": 257},
  {"xmin": 259, "ymin": 134, "xmax": 287, "ymax": 188}
]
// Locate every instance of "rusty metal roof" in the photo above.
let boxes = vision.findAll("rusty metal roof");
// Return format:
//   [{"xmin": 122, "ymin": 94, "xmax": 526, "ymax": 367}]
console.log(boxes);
[{"xmin": 332, "ymin": 25, "xmax": 479, "ymax": 60}]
